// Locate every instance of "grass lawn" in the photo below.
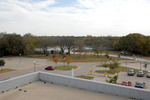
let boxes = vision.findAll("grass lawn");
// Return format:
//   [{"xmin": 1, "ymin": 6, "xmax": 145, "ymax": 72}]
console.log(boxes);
[
  {"xmin": 55, "ymin": 65, "xmax": 77, "ymax": 70},
  {"xmin": 0, "ymin": 69, "xmax": 15, "ymax": 73},
  {"xmin": 95, "ymin": 70, "xmax": 119, "ymax": 74},
  {"xmin": 95, "ymin": 66, "xmax": 147, "ymax": 74},
  {"xmin": 25, "ymin": 54, "xmax": 50, "ymax": 59},
  {"xmin": 25, "ymin": 54, "xmax": 127, "ymax": 62},
  {"xmin": 75, "ymin": 75, "xmax": 95, "ymax": 80}
]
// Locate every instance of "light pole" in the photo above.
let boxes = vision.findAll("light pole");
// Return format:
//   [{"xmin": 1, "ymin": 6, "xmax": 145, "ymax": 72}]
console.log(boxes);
[
  {"xmin": 19, "ymin": 54, "xmax": 21, "ymax": 63},
  {"xmin": 126, "ymin": 61, "xmax": 128, "ymax": 67},
  {"xmin": 137, "ymin": 60, "xmax": 141, "ymax": 70},
  {"xmin": 72, "ymin": 68, "xmax": 74, "ymax": 77},
  {"xmin": 64, "ymin": 58, "xmax": 65, "ymax": 67},
  {"xmin": 34, "ymin": 60, "xmax": 36, "ymax": 72},
  {"xmin": 140, "ymin": 61, "xmax": 141, "ymax": 71}
]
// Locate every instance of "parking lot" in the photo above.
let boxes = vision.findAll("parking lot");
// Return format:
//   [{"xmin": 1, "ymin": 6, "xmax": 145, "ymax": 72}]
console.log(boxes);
[
  {"xmin": 118, "ymin": 72, "xmax": 150, "ymax": 89},
  {"xmin": 0, "ymin": 57, "xmax": 150, "ymax": 90}
]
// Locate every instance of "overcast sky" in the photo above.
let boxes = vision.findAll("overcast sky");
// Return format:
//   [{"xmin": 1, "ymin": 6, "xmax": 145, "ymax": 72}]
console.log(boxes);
[{"xmin": 0, "ymin": 0, "xmax": 150, "ymax": 36}]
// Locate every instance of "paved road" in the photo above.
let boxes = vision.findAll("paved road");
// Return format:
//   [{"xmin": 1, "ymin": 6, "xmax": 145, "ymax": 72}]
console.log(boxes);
[
  {"xmin": 0, "ymin": 57, "xmax": 150, "ymax": 90},
  {"xmin": 110, "ymin": 54, "xmax": 150, "ymax": 63},
  {"xmin": 0, "ymin": 57, "xmax": 104, "ymax": 80}
]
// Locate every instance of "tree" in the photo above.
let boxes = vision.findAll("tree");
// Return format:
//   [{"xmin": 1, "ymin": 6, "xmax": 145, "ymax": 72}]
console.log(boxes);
[
  {"xmin": 0, "ymin": 60, "xmax": 5, "ymax": 70},
  {"xmin": 103, "ymin": 36, "xmax": 119, "ymax": 49},
  {"xmin": 2, "ymin": 33, "xmax": 24, "ymax": 55},
  {"xmin": 105, "ymin": 51, "xmax": 110, "ymax": 59},
  {"xmin": 53, "ymin": 57, "xmax": 58, "ymax": 67},
  {"xmin": 37, "ymin": 37, "xmax": 53, "ymax": 56},
  {"xmin": 104, "ymin": 51, "xmax": 119, "ymax": 71},
  {"xmin": 0, "ymin": 32, "xmax": 6, "ymax": 56},
  {"xmin": 102, "ymin": 63, "xmax": 109, "ymax": 72},
  {"xmin": 118, "ymin": 52, "xmax": 121, "ymax": 59},
  {"xmin": 93, "ymin": 38, "xmax": 104, "ymax": 55},
  {"xmin": 136, "ymin": 34, "xmax": 146, "ymax": 55},
  {"xmin": 74, "ymin": 39, "xmax": 84, "ymax": 58},
  {"xmin": 23, "ymin": 33, "xmax": 38, "ymax": 55},
  {"xmin": 133, "ymin": 55, "xmax": 136, "ymax": 61},
  {"xmin": 119, "ymin": 33, "xmax": 150, "ymax": 55},
  {"xmin": 143, "ymin": 63, "xmax": 148, "ymax": 71},
  {"xmin": 65, "ymin": 37, "xmax": 75, "ymax": 55},
  {"xmin": 55, "ymin": 37, "xmax": 67, "ymax": 54},
  {"xmin": 106, "ymin": 75, "xmax": 118, "ymax": 84},
  {"xmin": 109, "ymin": 58, "xmax": 119, "ymax": 71},
  {"xmin": 144, "ymin": 37, "xmax": 150, "ymax": 55},
  {"xmin": 93, "ymin": 45, "xmax": 100, "ymax": 55},
  {"xmin": 84, "ymin": 35, "xmax": 95, "ymax": 46},
  {"xmin": 113, "ymin": 40, "xmax": 120, "ymax": 50},
  {"xmin": 65, "ymin": 55, "xmax": 71, "ymax": 66},
  {"xmin": 119, "ymin": 36, "xmax": 129, "ymax": 51}
]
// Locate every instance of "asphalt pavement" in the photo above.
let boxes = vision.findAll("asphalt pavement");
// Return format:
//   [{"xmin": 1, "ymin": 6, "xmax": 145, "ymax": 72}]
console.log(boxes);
[{"xmin": 0, "ymin": 56, "xmax": 150, "ymax": 90}]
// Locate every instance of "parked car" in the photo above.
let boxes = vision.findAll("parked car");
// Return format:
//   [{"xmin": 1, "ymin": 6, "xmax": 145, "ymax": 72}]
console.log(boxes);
[
  {"xmin": 146, "ymin": 71, "xmax": 150, "ymax": 78},
  {"xmin": 127, "ymin": 69, "xmax": 135, "ymax": 76},
  {"xmin": 121, "ymin": 81, "xmax": 132, "ymax": 86},
  {"xmin": 135, "ymin": 81, "xmax": 145, "ymax": 88},
  {"xmin": 137, "ymin": 71, "xmax": 144, "ymax": 77},
  {"xmin": 45, "ymin": 66, "xmax": 54, "ymax": 70}
]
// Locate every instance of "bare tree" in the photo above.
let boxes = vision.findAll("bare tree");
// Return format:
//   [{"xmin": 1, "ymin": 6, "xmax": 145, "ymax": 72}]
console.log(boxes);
[
  {"xmin": 65, "ymin": 37, "xmax": 75, "ymax": 55},
  {"xmin": 93, "ymin": 38, "xmax": 104, "ymax": 55},
  {"xmin": 37, "ymin": 37, "xmax": 53, "ymax": 56},
  {"xmin": 75, "ymin": 39, "xmax": 84, "ymax": 58},
  {"xmin": 54, "ymin": 37, "xmax": 67, "ymax": 54}
]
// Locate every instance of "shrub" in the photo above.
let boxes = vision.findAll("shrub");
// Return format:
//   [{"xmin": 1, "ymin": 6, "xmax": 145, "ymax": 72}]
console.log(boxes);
[{"xmin": 0, "ymin": 60, "xmax": 5, "ymax": 70}]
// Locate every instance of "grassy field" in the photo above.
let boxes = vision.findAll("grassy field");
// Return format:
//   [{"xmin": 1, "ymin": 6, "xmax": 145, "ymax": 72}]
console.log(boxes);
[
  {"xmin": 95, "ymin": 66, "xmax": 147, "ymax": 74},
  {"xmin": 26, "ymin": 54, "xmax": 127, "ymax": 62},
  {"xmin": 0, "ymin": 69, "xmax": 15, "ymax": 74},
  {"xmin": 55, "ymin": 65, "xmax": 77, "ymax": 70},
  {"xmin": 75, "ymin": 75, "xmax": 95, "ymax": 80}
]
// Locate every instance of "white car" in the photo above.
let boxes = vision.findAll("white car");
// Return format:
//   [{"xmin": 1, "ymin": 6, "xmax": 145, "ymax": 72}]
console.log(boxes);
[
  {"xmin": 121, "ymin": 51, "xmax": 129, "ymax": 55},
  {"xmin": 146, "ymin": 71, "xmax": 150, "ymax": 78}
]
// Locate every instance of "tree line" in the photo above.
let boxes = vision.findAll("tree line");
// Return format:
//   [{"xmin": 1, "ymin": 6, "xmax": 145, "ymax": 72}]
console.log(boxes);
[
  {"xmin": 0, "ymin": 32, "xmax": 149, "ymax": 56},
  {"xmin": 113, "ymin": 33, "xmax": 150, "ymax": 56}
]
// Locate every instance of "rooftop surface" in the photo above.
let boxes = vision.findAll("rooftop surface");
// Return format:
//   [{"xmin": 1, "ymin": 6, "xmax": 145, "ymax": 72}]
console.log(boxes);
[{"xmin": 0, "ymin": 81, "xmax": 131, "ymax": 100}]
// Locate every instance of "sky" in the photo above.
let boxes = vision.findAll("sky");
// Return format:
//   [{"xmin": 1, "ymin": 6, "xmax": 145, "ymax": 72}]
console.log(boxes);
[{"xmin": 0, "ymin": 0, "xmax": 150, "ymax": 36}]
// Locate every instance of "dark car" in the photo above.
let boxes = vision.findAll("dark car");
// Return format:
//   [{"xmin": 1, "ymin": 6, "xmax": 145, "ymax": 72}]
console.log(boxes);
[
  {"xmin": 137, "ymin": 71, "xmax": 144, "ymax": 77},
  {"xmin": 121, "ymin": 81, "xmax": 132, "ymax": 86},
  {"xmin": 135, "ymin": 82, "xmax": 145, "ymax": 88},
  {"xmin": 45, "ymin": 66, "xmax": 54, "ymax": 70},
  {"xmin": 127, "ymin": 70, "xmax": 135, "ymax": 76},
  {"xmin": 146, "ymin": 71, "xmax": 150, "ymax": 78}
]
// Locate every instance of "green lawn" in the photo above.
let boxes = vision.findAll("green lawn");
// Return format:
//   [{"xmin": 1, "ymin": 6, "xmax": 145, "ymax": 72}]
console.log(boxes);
[
  {"xmin": 55, "ymin": 65, "xmax": 77, "ymax": 70},
  {"xmin": 75, "ymin": 75, "xmax": 95, "ymax": 80},
  {"xmin": 0, "ymin": 69, "xmax": 15, "ymax": 73},
  {"xmin": 95, "ymin": 70, "xmax": 119, "ymax": 74},
  {"xmin": 95, "ymin": 66, "xmax": 147, "ymax": 74},
  {"xmin": 25, "ymin": 54, "xmax": 127, "ymax": 62}
]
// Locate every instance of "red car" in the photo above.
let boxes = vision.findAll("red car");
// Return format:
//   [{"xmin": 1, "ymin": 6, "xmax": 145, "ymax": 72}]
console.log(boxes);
[
  {"xmin": 45, "ymin": 66, "xmax": 54, "ymax": 70},
  {"xmin": 121, "ymin": 81, "xmax": 132, "ymax": 86}
]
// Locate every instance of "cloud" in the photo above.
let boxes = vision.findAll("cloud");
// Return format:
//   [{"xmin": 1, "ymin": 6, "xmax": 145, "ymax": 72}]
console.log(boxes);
[
  {"xmin": 0, "ymin": 0, "xmax": 150, "ymax": 36},
  {"xmin": 75, "ymin": 0, "xmax": 150, "ymax": 34}
]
